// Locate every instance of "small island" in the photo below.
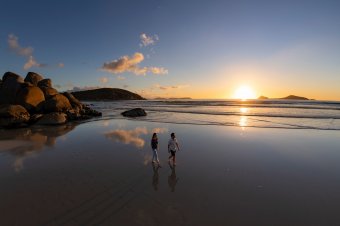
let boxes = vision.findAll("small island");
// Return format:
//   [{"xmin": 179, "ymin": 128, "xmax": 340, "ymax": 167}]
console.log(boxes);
[
  {"xmin": 280, "ymin": 95, "xmax": 309, "ymax": 100},
  {"xmin": 258, "ymin": 96, "xmax": 269, "ymax": 99},
  {"xmin": 258, "ymin": 94, "xmax": 310, "ymax": 100}
]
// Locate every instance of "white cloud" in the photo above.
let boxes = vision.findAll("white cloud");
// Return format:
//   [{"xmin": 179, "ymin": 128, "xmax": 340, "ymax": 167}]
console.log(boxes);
[
  {"xmin": 117, "ymin": 75, "xmax": 125, "ymax": 80},
  {"xmin": 140, "ymin": 33, "xmax": 159, "ymax": 47},
  {"xmin": 154, "ymin": 84, "xmax": 189, "ymax": 90},
  {"xmin": 99, "ymin": 77, "xmax": 109, "ymax": 84},
  {"xmin": 8, "ymin": 34, "xmax": 45, "ymax": 70},
  {"xmin": 8, "ymin": 34, "xmax": 33, "ymax": 56},
  {"xmin": 23, "ymin": 56, "xmax": 44, "ymax": 70},
  {"xmin": 148, "ymin": 67, "xmax": 168, "ymax": 75},
  {"xmin": 67, "ymin": 86, "xmax": 102, "ymax": 92},
  {"xmin": 101, "ymin": 52, "xmax": 168, "ymax": 75}
]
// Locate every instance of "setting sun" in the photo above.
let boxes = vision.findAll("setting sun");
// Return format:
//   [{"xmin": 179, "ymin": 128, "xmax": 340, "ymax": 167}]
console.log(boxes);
[{"xmin": 233, "ymin": 85, "xmax": 256, "ymax": 100}]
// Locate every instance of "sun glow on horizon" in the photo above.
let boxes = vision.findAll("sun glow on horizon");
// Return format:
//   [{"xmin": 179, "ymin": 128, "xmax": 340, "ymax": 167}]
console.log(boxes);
[{"xmin": 233, "ymin": 85, "xmax": 256, "ymax": 100}]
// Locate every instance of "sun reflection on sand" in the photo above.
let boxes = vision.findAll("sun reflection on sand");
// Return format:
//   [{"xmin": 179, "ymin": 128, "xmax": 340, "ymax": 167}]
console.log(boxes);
[
  {"xmin": 240, "ymin": 107, "xmax": 248, "ymax": 114},
  {"xmin": 239, "ymin": 116, "xmax": 247, "ymax": 129}
]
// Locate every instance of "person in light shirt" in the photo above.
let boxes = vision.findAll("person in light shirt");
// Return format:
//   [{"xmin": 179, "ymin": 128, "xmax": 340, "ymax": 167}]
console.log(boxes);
[{"xmin": 168, "ymin": 132, "xmax": 180, "ymax": 165}]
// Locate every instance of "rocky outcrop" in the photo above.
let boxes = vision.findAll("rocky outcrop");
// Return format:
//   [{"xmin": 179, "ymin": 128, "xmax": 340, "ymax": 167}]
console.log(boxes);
[
  {"xmin": 15, "ymin": 86, "xmax": 45, "ymax": 111},
  {"xmin": 43, "ymin": 94, "xmax": 72, "ymax": 112},
  {"xmin": 0, "ymin": 71, "xmax": 102, "ymax": 128},
  {"xmin": 72, "ymin": 88, "xmax": 144, "ymax": 101},
  {"xmin": 63, "ymin": 92, "xmax": 83, "ymax": 110},
  {"xmin": 40, "ymin": 86, "xmax": 59, "ymax": 99},
  {"xmin": 121, "ymin": 108, "xmax": 147, "ymax": 117},
  {"xmin": 37, "ymin": 112, "xmax": 67, "ymax": 125},
  {"xmin": 1, "ymin": 72, "xmax": 24, "ymax": 104},
  {"xmin": 38, "ymin": 78, "xmax": 52, "ymax": 88},
  {"xmin": 24, "ymin": 72, "xmax": 43, "ymax": 86},
  {"xmin": 0, "ymin": 104, "xmax": 30, "ymax": 127}
]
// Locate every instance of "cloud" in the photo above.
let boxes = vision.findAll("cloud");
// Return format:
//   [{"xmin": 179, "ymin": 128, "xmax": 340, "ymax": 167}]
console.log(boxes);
[
  {"xmin": 148, "ymin": 67, "xmax": 168, "ymax": 75},
  {"xmin": 8, "ymin": 34, "xmax": 46, "ymax": 70},
  {"xmin": 140, "ymin": 33, "xmax": 159, "ymax": 47},
  {"xmin": 101, "ymin": 52, "xmax": 168, "ymax": 75},
  {"xmin": 104, "ymin": 127, "xmax": 168, "ymax": 148},
  {"xmin": 154, "ymin": 84, "xmax": 189, "ymax": 90},
  {"xmin": 123, "ymin": 84, "xmax": 129, "ymax": 89},
  {"xmin": 117, "ymin": 75, "xmax": 125, "ymax": 80},
  {"xmin": 99, "ymin": 77, "xmax": 109, "ymax": 84},
  {"xmin": 67, "ymin": 86, "xmax": 102, "ymax": 92},
  {"xmin": 58, "ymin": 63, "xmax": 64, "ymax": 68},
  {"xmin": 23, "ymin": 56, "xmax": 45, "ymax": 70},
  {"xmin": 8, "ymin": 34, "xmax": 33, "ymax": 56}
]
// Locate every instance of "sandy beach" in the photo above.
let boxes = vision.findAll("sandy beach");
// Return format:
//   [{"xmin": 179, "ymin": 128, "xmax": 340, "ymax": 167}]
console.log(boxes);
[{"xmin": 1, "ymin": 118, "xmax": 340, "ymax": 226}]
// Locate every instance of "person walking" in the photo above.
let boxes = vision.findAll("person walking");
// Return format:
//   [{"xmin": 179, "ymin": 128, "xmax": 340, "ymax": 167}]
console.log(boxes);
[
  {"xmin": 151, "ymin": 133, "xmax": 160, "ymax": 165},
  {"xmin": 168, "ymin": 132, "xmax": 180, "ymax": 165}
]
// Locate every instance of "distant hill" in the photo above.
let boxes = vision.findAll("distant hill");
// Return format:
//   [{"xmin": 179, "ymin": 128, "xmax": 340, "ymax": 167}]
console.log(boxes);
[
  {"xmin": 281, "ymin": 95, "xmax": 309, "ymax": 100},
  {"xmin": 257, "ymin": 95, "xmax": 310, "ymax": 100},
  {"xmin": 72, "ymin": 88, "xmax": 145, "ymax": 101}
]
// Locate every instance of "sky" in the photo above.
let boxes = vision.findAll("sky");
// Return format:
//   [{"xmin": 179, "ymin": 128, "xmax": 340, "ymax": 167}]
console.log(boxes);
[{"xmin": 1, "ymin": 0, "xmax": 340, "ymax": 100}]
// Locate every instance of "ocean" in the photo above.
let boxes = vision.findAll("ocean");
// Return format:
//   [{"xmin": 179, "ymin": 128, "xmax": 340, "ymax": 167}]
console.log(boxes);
[{"xmin": 88, "ymin": 99, "xmax": 340, "ymax": 130}]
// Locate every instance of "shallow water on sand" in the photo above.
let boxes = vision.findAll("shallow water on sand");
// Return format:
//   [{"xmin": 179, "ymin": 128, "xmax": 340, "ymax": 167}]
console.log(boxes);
[{"xmin": 0, "ymin": 119, "xmax": 340, "ymax": 225}]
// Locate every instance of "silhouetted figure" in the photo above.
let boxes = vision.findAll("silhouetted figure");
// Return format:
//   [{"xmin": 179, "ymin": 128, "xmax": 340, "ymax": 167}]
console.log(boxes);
[
  {"xmin": 152, "ymin": 162, "xmax": 160, "ymax": 191},
  {"xmin": 151, "ymin": 133, "xmax": 160, "ymax": 165},
  {"xmin": 168, "ymin": 162, "xmax": 179, "ymax": 192},
  {"xmin": 168, "ymin": 132, "xmax": 180, "ymax": 165}
]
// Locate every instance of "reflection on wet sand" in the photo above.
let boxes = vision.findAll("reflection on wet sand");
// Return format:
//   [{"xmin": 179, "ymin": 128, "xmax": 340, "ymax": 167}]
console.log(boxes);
[
  {"xmin": 104, "ymin": 127, "xmax": 148, "ymax": 148},
  {"xmin": 239, "ymin": 115, "xmax": 247, "ymax": 128},
  {"xmin": 152, "ymin": 162, "xmax": 161, "ymax": 191},
  {"xmin": 168, "ymin": 163, "xmax": 179, "ymax": 192},
  {"xmin": 104, "ymin": 127, "xmax": 168, "ymax": 148},
  {"xmin": 0, "ymin": 124, "xmax": 76, "ymax": 171}
]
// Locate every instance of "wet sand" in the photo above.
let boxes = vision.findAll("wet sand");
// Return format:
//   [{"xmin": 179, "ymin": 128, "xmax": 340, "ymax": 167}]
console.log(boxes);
[{"xmin": 1, "ymin": 119, "xmax": 340, "ymax": 225}]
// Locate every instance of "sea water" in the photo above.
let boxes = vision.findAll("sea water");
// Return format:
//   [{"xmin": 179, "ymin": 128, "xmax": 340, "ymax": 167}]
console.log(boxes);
[{"xmin": 88, "ymin": 99, "xmax": 340, "ymax": 130}]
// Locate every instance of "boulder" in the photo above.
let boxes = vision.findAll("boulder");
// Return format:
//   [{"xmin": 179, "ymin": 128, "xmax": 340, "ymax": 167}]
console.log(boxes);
[
  {"xmin": 43, "ymin": 94, "xmax": 72, "ymax": 112},
  {"xmin": 24, "ymin": 72, "xmax": 44, "ymax": 86},
  {"xmin": 1, "ymin": 72, "xmax": 24, "ymax": 104},
  {"xmin": 121, "ymin": 108, "xmax": 147, "ymax": 117},
  {"xmin": 37, "ymin": 112, "xmax": 67, "ymax": 125},
  {"xmin": 38, "ymin": 79, "xmax": 52, "ymax": 88},
  {"xmin": 29, "ymin": 114, "xmax": 44, "ymax": 124},
  {"xmin": 2, "ymin": 71, "xmax": 23, "ymax": 82},
  {"xmin": 15, "ymin": 86, "xmax": 45, "ymax": 112},
  {"xmin": 63, "ymin": 92, "xmax": 83, "ymax": 110},
  {"xmin": 0, "ymin": 104, "xmax": 30, "ymax": 128},
  {"xmin": 81, "ymin": 105, "xmax": 102, "ymax": 117},
  {"xmin": 40, "ymin": 86, "xmax": 59, "ymax": 99}
]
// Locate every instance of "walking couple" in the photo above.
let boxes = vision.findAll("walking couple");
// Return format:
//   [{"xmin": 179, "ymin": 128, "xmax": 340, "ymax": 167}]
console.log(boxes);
[{"xmin": 151, "ymin": 132, "xmax": 180, "ymax": 166}]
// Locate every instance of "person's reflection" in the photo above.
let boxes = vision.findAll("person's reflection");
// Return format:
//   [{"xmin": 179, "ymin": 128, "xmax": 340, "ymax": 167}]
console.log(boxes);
[
  {"xmin": 152, "ymin": 162, "xmax": 160, "ymax": 191},
  {"xmin": 168, "ymin": 162, "xmax": 179, "ymax": 192}
]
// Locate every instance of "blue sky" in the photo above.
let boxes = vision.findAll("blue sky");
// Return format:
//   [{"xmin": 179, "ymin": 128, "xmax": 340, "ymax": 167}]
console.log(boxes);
[{"xmin": 1, "ymin": 0, "xmax": 340, "ymax": 99}]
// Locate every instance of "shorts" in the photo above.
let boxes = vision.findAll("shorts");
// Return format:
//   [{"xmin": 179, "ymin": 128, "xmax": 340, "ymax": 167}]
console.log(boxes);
[{"xmin": 170, "ymin": 150, "xmax": 176, "ymax": 156}]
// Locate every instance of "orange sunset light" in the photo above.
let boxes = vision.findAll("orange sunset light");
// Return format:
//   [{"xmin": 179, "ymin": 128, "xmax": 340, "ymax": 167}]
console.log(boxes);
[{"xmin": 233, "ymin": 85, "xmax": 256, "ymax": 100}]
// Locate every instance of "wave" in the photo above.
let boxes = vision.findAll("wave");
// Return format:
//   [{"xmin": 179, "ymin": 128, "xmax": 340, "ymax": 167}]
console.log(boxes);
[{"xmin": 85, "ymin": 100, "xmax": 340, "ymax": 131}]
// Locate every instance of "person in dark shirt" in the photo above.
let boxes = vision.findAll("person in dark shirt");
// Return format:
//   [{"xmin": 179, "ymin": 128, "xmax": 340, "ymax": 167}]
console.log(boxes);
[{"xmin": 151, "ymin": 133, "xmax": 160, "ymax": 165}]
